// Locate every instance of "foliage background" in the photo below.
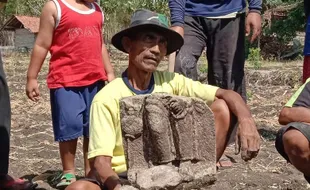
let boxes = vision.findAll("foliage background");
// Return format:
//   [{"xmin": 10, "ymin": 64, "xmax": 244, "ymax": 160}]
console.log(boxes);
[{"xmin": 0, "ymin": 0, "xmax": 307, "ymax": 60}]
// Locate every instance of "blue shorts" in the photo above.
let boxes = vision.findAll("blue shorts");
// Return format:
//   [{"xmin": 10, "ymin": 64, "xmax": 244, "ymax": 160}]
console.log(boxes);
[{"xmin": 50, "ymin": 81, "xmax": 104, "ymax": 142}]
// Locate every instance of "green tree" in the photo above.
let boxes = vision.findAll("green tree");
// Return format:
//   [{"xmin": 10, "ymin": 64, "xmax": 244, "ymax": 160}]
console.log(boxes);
[{"xmin": 3, "ymin": 0, "xmax": 45, "ymax": 17}]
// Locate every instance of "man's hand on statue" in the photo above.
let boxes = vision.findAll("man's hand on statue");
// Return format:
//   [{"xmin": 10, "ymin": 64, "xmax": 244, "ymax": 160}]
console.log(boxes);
[{"xmin": 235, "ymin": 118, "xmax": 261, "ymax": 161}]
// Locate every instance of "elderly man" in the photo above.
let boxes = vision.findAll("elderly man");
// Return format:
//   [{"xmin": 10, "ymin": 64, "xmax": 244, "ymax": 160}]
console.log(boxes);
[
  {"xmin": 66, "ymin": 9, "xmax": 260, "ymax": 190},
  {"xmin": 276, "ymin": 78, "xmax": 310, "ymax": 183}
]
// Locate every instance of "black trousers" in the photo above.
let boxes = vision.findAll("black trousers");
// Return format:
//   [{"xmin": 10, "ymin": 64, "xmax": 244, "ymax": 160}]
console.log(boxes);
[
  {"xmin": 0, "ymin": 51, "xmax": 11, "ymax": 175},
  {"xmin": 175, "ymin": 14, "xmax": 247, "ymax": 101}
]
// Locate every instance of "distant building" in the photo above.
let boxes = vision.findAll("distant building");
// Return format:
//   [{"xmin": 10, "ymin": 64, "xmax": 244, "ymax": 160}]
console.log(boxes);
[{"xmin": 0, "ymin": 15, "xmax": 39, "ymax": 50}]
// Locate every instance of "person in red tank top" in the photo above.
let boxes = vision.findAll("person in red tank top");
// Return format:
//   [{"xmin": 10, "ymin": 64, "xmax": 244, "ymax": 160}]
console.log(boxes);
[{"xmin": 25, "ymin": 0, "xmax": 115, "ymax": 188}]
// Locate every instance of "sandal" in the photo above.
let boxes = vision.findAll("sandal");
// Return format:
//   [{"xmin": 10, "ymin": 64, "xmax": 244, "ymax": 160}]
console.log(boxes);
[
  {"xmin": 56, "ymin": 173, "xmax": 76, "ymax": 189},
  {"xmin": 216, "ymin": 155, "xmax": 233, "ymax": 170}
]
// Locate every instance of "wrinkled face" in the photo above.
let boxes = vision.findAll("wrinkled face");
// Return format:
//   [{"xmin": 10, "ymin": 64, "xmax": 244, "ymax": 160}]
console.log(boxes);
[{"xmin": 123, "ymin": 30, "xmax": 168, "ymax": 73}]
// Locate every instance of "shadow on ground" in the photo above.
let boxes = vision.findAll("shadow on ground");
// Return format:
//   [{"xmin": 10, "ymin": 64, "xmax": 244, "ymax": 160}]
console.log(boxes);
[{"xmin": 258, "ymin": 128, "xmax": 278, "ymax": 141}]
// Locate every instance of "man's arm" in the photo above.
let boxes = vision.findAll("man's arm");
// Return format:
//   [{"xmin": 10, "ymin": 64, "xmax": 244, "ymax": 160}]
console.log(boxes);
[
  {"xmin": 279, "ymin": 107, "xmax": 310, "ymax": 125},
  {"xmin": 247, "ymin": 0, "xmax": 262, "ymax": 14},
  {"xmin": 168, "ymin": 0, "xmax": 186, "ymax": 37},
  {"xmin": 168, "ymin": 0, "xmax": 186, "ymax": 71},
  {"xmin": 215, "ymin": 89, "xmax": 260, "ymax": 161},
  {"xmin": 246, "ymin": 0, "xmax": 262, "ymax": 42},
  {"xmin": 168, "ymin": 0, "xmax": 186, "ymax": 28},
  {"xmin": 171, "ymin": 73, "xmax": 260, "ymax": 160},
  {"xmin": 90, "ymin": 156, "xmax": 121, "ymax": 190},
  {"xmin": 215, "ymin": 89, "xmax": 252, "ymax": 121},
  {"xmin": 88, "ymin": 99, "xmax": 121, "ymax": 189}
]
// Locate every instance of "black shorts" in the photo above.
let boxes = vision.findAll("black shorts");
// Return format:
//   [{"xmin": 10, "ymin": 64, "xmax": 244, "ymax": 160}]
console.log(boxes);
[
  {"xmin": 275, "ymin": 122, "xmax": 310, "ymax": 162},
  {"xmin": 81, "ymin": 172, "xmax": 128, "ymax": 190}
]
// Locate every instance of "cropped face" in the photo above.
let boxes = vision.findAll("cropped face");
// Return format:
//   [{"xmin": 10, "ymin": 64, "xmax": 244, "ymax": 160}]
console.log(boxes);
[{"xmin": 123, "ymin": 30, "xmax": 168, "ymax": 73}]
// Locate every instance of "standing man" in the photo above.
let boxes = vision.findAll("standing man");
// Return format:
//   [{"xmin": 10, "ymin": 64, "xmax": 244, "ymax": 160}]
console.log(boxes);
[
  {"xmin": 168, "ymin": 0, "xmax": 262, "ymax": 101},
  {"xmin": 0, "ymin": 1, "xmax": 36, "ymax": 189}
]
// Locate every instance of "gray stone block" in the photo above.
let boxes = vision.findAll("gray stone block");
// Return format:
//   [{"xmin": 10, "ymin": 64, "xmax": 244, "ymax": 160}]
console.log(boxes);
[{"xmin": 120, "ymin": 93, "xmax": 217, "ymax": 189}]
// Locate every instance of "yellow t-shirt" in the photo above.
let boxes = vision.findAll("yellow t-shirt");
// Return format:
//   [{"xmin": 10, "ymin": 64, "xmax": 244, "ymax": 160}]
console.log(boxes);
[{"xmin": 88, "ymin": 71, "xmax": 219, "ymax": 174}]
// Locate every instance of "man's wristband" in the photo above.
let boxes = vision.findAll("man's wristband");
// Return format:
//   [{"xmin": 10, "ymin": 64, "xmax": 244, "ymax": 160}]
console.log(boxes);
[{"xmin": 249, "ymin": 9, "xmax": 261, "ymax": 15}]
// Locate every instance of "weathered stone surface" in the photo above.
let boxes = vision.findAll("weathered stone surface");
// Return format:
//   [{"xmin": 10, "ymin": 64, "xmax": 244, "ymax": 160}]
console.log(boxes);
[
  {"xmin": 120, "ymin": 93, "xmax": 217, "ymax": 189},
  {"xmin": 136, "ymin": 165, "xmax": 182, "ymax": 189},
  {"xmin": 121, "ymin": 185, "xmax": 139, "ymax": 190}
]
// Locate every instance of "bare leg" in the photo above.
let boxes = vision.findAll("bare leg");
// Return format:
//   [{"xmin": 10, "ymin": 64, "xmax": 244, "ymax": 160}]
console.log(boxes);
[
  {"xmin": 65, "ymin": 180, "xmax": 101, "ymax": 190},
  {"xmin": 83, "ymin": 137, "xmax": 91, "ymax": 176},
  {"xmin": 210, "ymin": 99, "xmax": 232, "ymax": 162},
  {"xmin": 59, "ymin": 139, "xmax": 77, "ymax": 179},
  {"xmin": 283, "ymin": 129, "xmax": 310, "ymax": 176}
]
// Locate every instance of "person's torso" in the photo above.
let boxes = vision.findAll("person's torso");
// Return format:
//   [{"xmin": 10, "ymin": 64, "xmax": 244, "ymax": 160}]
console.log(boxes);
[
  {"xmin": 96, "ymin": 70, "xmax": 214, "ymax": 173},
  {"xmin": 185, "ymin": 0, "xmax": 246, "ymax": 17},
  {"xmin": 94, "ymin": 71, "xmax": 178, "ymax": 173},
  {"xmin": 93, "ymin": 70, "xmax": 217, "ymax": 173},
  {"xmin": 48, "ymin": 0, "xmax": 107, "ymax": 89}
]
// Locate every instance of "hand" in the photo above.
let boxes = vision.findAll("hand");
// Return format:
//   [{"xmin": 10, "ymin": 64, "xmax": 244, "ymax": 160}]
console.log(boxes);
[
  {"xmin": 245, "ymin": 12, "xmax": 262, "ymax": 43},
  {"xmin": 107, "ymin": 73, "xmax": 115, "ymax": 82},
  {"xmin": 235, "ymin": 118, "xmax": 261, "ymax": 161},
  {"xmin": 26, "ymin": 78, "xmax": 40, "ymax": 101},
  {"xmin": 170, "ymin": 26, "xmax": 184, "ymax": 38}
]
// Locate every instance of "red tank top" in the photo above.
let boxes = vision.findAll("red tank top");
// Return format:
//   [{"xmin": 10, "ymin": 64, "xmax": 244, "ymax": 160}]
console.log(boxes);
[{"xmin": 47, "ymin": 0, "xmax": 107, "ymax": 89}]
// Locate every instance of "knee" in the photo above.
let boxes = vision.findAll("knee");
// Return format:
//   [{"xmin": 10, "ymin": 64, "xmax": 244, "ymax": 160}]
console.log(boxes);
[
  {"xmin": 283, "ymin": 129, "xmax": 310, "ymax": 160},
  {"xmin": 65, "ymin": 181, "xmax": 88, "ymax": 190},
  {"xmin": 211, "ymin": 99, "xmax": 230, "ymax": 118}
]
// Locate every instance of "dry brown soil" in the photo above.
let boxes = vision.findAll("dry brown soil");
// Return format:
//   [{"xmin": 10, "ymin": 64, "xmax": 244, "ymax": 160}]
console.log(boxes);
[{"xmin": 2, "ymin": 51, "xmax": 309, "ymax": 189}]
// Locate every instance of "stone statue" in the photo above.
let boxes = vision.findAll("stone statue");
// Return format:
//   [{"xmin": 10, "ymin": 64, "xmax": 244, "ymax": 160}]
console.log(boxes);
[{"xmin": 120, "ymin": 93, "xmax": 217, "ymax": 189}]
